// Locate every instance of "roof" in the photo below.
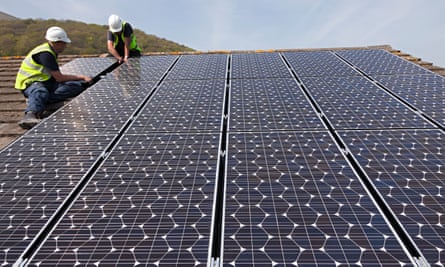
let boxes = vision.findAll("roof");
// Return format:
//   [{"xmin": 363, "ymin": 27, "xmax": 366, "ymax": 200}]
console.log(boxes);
[
  {"xmin": 0, "ymin": 45, "xmax": 444, "ymax": 266},
  {"xmin": 1, "ymin": 45, "xmax": 444, "ymax": 151}
]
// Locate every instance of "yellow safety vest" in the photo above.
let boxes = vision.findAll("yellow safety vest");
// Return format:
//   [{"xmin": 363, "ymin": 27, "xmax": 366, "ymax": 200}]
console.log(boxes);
[
  {"xmin": 15, "ymin": 43, "xmax": 57, "ymax": 90},
  {"xmin": 112, "ymin": 21, "xmax": 142, "ymax": 52}
]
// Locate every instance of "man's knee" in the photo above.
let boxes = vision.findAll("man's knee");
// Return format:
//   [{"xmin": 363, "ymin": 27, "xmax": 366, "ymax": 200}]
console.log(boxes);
[
  {"xmin": 51, "ymin": 82, "xmax": 85, "ymax": 100},
  {"xmin": 25, "ymin": 85, "xmax": 50, "ymax": 100}
]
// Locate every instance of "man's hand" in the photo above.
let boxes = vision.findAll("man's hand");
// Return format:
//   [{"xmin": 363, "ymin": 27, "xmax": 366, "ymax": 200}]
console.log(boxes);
[
  {"xmin": 82, "ymin": 75, "xmax": 93, "ymax": 84},
  {"xmin": 118, "ymin": 56, "xmax": 129, "ymax": 64}
]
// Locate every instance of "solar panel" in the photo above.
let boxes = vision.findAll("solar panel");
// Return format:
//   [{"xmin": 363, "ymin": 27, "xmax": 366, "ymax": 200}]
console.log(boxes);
[
  {"xmin": 374, "ymin": 74, "xmax": 445, "ymax": 128},
  {"xmin": 0, "ymin": 135, "xmax": 110, "ymax": 265},
  {"xmin": 29, "ymin": 133, "xmax": 220, "ymax": 266},
  {"xmin": 223, "ymin": 131, "xmax": 413, "ymax": 266},
  {"xmin": 340, "ymin": 129, "xmax": 445, "ymax": 264},
  {"xmin": 229, "ymin": 78, "xmax": 324, "ymax": 131},
  {"xmin": 231, "ymin": 52, "xmax": 292, "ymax": 79},
  {"xmin": 165, "ymin": 54, "xmax": 227, "ymax": 80},
  {"xmin": 60, "ymin": 57, "xmax": 116, "ymax": 78},
  {"xmin": 300, "ymin": 75, "xmax": 434, "ymax": 129},
  {"xmin": 1, "ymin": 49, "xmax": 444, "ymax": 266},
  {"xmin": 27, "ymin": 56, "xmax": 180, "ymax": 136},
  {"xmin": 26, "ymin": 80, "xmax": 156, "ymax": 135},
  {"xmin": 336, "ymin": 49, "xmax": 431, "ymax": 75},
  {"xmin": 0, "ymin": 56, "xmax": 173, "ymax": 266},
  {"xmin": 129, "ymin": 79, "xmax": 226, "ymax": 133},
  {"xmin": 104, "ymin": 55, "xmax": 178, "ymax": 82},
  {"xmin": 283, "ymin": 51, "xmax": 360, "ymax": 77}
]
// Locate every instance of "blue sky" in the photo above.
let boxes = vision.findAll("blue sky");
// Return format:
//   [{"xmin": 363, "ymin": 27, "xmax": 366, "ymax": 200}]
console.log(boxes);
[{"xmin": 3, "ymin": 0, "xmax": 445, "ymax": 67}]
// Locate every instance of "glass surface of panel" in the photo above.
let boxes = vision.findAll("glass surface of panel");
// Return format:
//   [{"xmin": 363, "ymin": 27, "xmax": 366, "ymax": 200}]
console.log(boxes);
[
  {"xmin": 30, "ymin": 133, "xmax": 220, "ymax": 266},
  {"xmin": 224, "ymin": 131, "xmax": 413, "ymax": 266},
  {"xmin": 341, "ymin": 129, "xmax": 445, "ymax": 264}
]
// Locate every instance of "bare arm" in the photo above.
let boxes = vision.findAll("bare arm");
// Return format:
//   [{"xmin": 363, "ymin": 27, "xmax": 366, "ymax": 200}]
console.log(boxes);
[
  {"xmin": 107, "ymin": 40, "xmax": 123, "ymax": 62},
  {"xmin": 123, "ymin": 37, "xmax": 131, "ymax": 62},
  {"xmin": 50, "ymin": 70, "xmax": 92, "ymax": 83}
]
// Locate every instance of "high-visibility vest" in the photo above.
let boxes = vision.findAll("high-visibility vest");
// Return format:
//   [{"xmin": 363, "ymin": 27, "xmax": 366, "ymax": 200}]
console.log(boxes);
[
  {"xmin": 15, "ymin": 43, "xmax": 57, "ymax": 90},
  {"xmin": 112, "ymin": 21, "xmax": 141, "ymax": 52}
]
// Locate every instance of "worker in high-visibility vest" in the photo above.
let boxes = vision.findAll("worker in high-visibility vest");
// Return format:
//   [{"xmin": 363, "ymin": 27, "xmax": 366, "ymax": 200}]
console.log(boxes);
[
  {"xmin": 107, "ymin": 14, "xmax": 142, "ymax": 63},
  {"xmin": 15, "ymin": 26, "xmax": 92, "ymax": 129}
]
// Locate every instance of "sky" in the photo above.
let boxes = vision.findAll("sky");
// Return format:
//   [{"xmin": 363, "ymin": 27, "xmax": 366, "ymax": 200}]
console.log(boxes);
[{"xmin": 2, "ymin": 0, "xmax": 445, "ymax": 67}]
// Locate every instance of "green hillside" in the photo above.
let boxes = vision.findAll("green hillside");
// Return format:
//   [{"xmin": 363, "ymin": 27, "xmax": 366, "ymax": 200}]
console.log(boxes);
[{"xmin": 0, "ymin": 18, "xmax": 194, "ymax": 56}]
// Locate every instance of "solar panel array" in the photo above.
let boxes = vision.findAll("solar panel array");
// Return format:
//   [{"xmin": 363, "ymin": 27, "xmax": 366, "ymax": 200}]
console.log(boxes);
[{"xmin": 0, "ymin": 48, "xmax": 444, "ymax": 267}]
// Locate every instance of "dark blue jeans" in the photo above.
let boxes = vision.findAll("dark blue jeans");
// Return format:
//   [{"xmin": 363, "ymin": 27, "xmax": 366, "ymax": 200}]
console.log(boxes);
[{"xmin": 23, "ymin": 81, "xmax": 85, "ymax": 113}]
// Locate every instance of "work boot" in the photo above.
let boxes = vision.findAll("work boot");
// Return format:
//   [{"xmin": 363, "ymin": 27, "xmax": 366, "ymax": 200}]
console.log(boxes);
[{"xmin": 18, "ymin": 111, "xmax": 41, "ymax": 130}]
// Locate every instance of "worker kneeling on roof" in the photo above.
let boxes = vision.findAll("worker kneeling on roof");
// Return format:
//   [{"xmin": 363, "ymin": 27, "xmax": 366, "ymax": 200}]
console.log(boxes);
[
  {"xmin": 107, "ymin": 14, "xmax": 142, "ymax": 63},
  {"xmin": 15, "ymin": 26, "xmax": 92, "ymax": 130}
]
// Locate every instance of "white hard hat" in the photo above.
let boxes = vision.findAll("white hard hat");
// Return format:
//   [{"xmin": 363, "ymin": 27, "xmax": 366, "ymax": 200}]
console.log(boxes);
[
  {"xmin": 45, "ymin": 26, "xmax": 71, "ymax": 43},
  {"xmin": 108, "ymin": 14, "xmax": 122, "ymax": 33}
]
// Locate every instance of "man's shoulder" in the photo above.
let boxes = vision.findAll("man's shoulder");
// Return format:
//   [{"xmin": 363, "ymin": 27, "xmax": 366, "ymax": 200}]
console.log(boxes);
[
  {"xmin": 123, "ymin": 22, "xmax": 134, "ymax": 33},
  {"xmin": 34, "ymin": 51, "xmax": 59, "ymax": 70}
]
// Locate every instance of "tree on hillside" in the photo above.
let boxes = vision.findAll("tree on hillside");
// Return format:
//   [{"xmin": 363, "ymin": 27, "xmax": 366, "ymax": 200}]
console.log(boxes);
[{"xmin": 0, "ymin": 19, "xmax": 193, "ymax": 56}]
